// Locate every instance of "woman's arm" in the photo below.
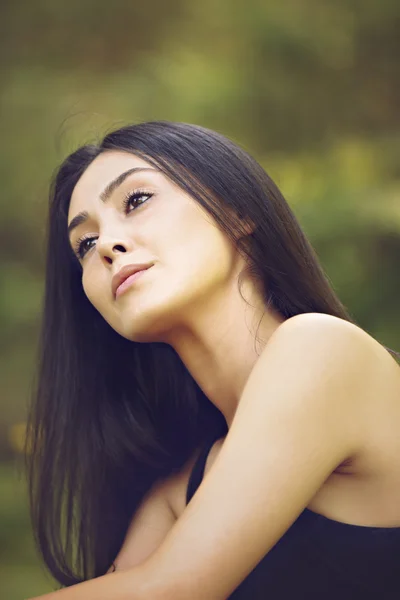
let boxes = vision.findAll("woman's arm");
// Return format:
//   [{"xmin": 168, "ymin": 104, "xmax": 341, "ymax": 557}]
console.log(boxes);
[
  {"xmin": 30, "ymin": 313, "xmax": 376, "ymax": 600},
  {"xmin": 107, "ymin": 478, "xmax": 177, "ymax": 572},
  {"xmin": 29, "ymin": 567, "xmax": 157, "ymax": 600}
]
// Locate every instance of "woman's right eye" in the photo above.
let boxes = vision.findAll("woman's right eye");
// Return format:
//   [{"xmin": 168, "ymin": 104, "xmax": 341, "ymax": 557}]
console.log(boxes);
[{"xmin": 75, "ymin": 235, "xmax": 97, "ymax": 260}]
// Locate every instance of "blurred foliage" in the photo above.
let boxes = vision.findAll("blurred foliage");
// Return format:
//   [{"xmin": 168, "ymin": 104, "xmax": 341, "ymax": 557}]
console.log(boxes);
[
  {"xmin": 0, "ymin": 0, "xmax": 399, "ymax": 597},
  {"xmin": 0, "ymin": 463, "xmax": 57, "ymax": 597}
]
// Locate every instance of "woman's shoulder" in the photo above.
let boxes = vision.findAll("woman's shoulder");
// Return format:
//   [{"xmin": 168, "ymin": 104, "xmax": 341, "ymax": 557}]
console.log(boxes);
[{"xmin": 279, "ymin": 313, "xmax": 400, "ymax": 394}]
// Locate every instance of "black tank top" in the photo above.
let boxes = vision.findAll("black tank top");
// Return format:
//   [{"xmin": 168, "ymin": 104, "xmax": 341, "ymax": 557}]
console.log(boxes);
[{"xmin": 186, "ymin": 434, "xmax": 400, "ymax": 599}]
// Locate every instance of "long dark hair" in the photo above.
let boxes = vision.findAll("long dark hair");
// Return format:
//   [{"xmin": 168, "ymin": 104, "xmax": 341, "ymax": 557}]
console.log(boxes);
[{"xmin": 25, "ymin": 121, "xmax": 400, "ymax": 587}]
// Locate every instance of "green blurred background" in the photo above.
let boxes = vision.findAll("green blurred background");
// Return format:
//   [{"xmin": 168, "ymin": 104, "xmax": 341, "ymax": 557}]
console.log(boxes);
[{"xmin": 1, "ymin": 1, "xmax": 399, "ymax": 597}]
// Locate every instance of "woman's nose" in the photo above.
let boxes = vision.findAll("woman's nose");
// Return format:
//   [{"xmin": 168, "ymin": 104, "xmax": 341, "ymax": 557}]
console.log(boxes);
[{"xmin": 96, "ymin": 235, "xmax": 130, "ymax": 263}]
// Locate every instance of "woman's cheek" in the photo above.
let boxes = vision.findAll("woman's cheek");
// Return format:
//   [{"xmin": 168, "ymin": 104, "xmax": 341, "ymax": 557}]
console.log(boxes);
[{"xmin": 82, "ymin": 270, "xmax": 102, "ymax": 309}]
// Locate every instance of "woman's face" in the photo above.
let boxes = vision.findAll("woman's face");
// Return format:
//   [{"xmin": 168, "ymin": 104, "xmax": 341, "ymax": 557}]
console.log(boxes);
[{"xmin": 68, "ymin": 150, "xmax": 245, "ymax": 343}]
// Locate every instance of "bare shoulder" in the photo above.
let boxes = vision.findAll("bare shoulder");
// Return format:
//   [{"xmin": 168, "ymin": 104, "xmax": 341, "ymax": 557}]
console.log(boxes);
[
  {"xmin": 276, "ymin": 311, "xmax": 384, "ymax": 346},
  {"xmin": 276, "ymin": 312, "xmax": 400, "ymax": 377},
  {"xmin": 275, "ymin": 312, "xmax": 400, "ymax": 413},
  {"xmin": 270, "ymin": 313, "xmax": 400, "ymax": 475}
]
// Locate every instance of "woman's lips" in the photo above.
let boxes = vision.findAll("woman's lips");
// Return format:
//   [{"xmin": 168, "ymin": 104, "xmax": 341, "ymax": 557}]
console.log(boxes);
[{"xmin": 115, "ymin": 267, "xmax": 151, "ymax": 298}]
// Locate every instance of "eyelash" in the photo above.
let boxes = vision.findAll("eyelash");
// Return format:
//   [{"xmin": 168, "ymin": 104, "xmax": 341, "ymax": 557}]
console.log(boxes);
[{"xmin": 74, "ymin": 189, "xmax": 154, "ymax": 260}]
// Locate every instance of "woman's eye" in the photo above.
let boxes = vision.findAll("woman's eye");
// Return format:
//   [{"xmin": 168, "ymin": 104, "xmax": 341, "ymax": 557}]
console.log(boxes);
[
  {"xmin": 123, "ymin": 190, "xmax": 153, "ymax": 213},
  {"xmin": 76, "ymin": 236, "xmax": 97, "ymax": 260}
]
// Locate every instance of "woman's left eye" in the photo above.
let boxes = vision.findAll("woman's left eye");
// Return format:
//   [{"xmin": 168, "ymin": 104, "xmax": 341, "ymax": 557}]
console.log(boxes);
[{"xmin": 122, "ymin": 190, "xmax": 153, "ymax": 213}]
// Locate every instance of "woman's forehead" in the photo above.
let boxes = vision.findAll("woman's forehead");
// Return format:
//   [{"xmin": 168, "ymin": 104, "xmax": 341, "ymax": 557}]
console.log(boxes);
[{"xmin": 68, "ymin": 151, "xmax": 156, "ymax": 217}]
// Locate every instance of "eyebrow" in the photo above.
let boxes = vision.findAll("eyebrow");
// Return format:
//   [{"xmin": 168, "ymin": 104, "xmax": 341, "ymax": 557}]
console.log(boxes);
[{"xmin": 67, "ymin": 167, "xmax": 157, "ymax": 237}]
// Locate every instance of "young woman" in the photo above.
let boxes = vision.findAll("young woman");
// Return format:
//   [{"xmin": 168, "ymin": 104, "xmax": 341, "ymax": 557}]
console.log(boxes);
[{"xmin": 26, "ymin": 121, "xmax": 400, "ymax": 599}]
